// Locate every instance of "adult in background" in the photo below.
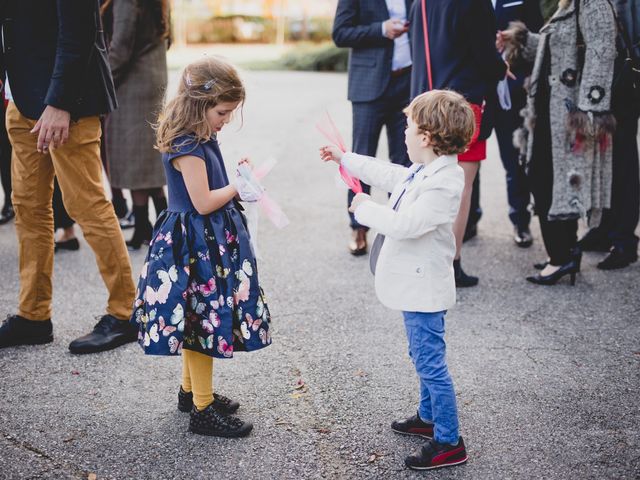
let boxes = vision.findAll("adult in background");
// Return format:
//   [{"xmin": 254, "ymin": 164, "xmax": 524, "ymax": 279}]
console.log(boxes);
[
  {"xmin": 102, "ymin": 0, "xmax": 170, "ymax": 250},
  {"xmin": 577, "ymin": 0, "xmax": 640, "ymax": 270},
  {"xmin": 500, "ymin": 0, "xmax": 617, "ymax": 285},
  {"xmin": 478, "ymin": 0, "xmax": 544, "ymax": 248},
  {"xmin": 0, "ymin": 32, "xmax": 12, "ymax": 226},
  {"xmin": 332, "ymin": 0, "xmax": 413, "ymax": 256},
  {"xmin": 408, "ymin": 0, "xmax": 509, "ymax": 287},
  {"xmin": 0, "ymin": 0, "xmax": 138, "ymax": 353}
]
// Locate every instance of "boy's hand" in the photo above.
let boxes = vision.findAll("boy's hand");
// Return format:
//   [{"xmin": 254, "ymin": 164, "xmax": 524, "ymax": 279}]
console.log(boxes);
[
  {"xmin": 320, "ymin": 145, "xmax": 343, "ymax": 164},
  {"xmin": 349, "ymin": 193, "xmax": 371, "ymax": 212}
]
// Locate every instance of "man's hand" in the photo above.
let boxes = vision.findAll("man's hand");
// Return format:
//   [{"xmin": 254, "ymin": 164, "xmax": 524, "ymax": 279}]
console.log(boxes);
[
  {"xmin": 383, "ymin": 19, "xmax": 409, "ymax": 40},
  {"xmin": 320, "ymin": 145, "xmax": 344, "ymax": 164},
  {"xmin": 31, "ymin": 106, "xmax": 71, "ymax": 153},
  {"xmin": 349, "ymin": 192, "xmax": 371, "ymax": 213}
]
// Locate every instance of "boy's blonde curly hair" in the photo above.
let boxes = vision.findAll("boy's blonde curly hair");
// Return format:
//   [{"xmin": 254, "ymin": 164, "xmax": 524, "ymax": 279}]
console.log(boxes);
[
  {"xmin": 155, "ymin": 56, "xmax": 245, "ymax": 153},
  {"xmin": 404, "ymin": 90, "xmax": 476, "ymax": 157}
]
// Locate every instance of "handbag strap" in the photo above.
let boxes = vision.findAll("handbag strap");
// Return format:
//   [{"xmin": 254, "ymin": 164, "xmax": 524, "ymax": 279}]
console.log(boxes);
[{"xmin": 420, "ymin": 0, "xmax": 434, "ymax": 90}]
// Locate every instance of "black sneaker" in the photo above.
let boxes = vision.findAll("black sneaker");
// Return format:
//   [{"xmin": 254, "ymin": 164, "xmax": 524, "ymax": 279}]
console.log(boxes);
[
  {"xmin": 0, "ymin": 315, "xmax": 53, "ymax": 348},
  {"xmin": 391, "ymin": 411, "xmax": 434, "ymax": 438},
  {"xmin": 597, "ymin": 247, "xmax": 638, "ymax": 270},
  {"xmin": 68, "ymin": 314, "xmax": 138, "ymax": 354},
  {"xmin": 454, "ymin": 259, "xmax": 478, "ymax": 288},
  {"xmin": 189, "ymin": 403, "xmax": 252, "ymax": 437},
  {"xmin": 178, "ymin": 387, "xmax": 240, "ymax": 414},
  {"xmin": 405, "ymin": 436, "xmax": 468, "ymax": 471}
]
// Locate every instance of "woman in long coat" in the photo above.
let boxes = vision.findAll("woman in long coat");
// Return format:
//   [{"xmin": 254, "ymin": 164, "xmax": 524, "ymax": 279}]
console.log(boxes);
[
  {"xmin": 501, "ymin": 0, "xmax": 617, "ymax": 285},
  {"xmin": 102, "ymin": 0, "xmax": 170, "ymax": 249}
]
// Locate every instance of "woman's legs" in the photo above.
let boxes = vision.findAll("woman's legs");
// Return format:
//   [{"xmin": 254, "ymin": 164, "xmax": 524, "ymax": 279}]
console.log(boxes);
[
  {"xmin": 127, "ymin": 187, "xmax": 165, "ymax": 249},
  {"xmin": 452, "ymin": 162, "xmax": 480, "ymax": 287},
  {"xmin": 453, "ymin": 162, "xmax": 481, "ymax": 259}
]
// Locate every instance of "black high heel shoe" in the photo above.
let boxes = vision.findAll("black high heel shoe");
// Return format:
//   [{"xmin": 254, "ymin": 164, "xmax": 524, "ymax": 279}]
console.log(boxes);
[
  {"xmin": 526, "ymin": 259, "xmax": 580, "ymax": 286},
  {"xmin": 534, "ymin": 247, "xmax": 582, "ymax": 271}
]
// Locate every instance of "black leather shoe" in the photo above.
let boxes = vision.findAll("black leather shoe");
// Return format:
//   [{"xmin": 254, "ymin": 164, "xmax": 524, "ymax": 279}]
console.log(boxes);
[
  {"xmin": 0, "ymin": 315, "xmax": 53, "ymax": 348},
  {"xmin": 54, "ymin": 238, "xmax": 80, "ymax": 252},
  {"xmin": 178, "ymin": 387, "xmax": 240, "ymax": 414},
  {"xmin": 577, "ymin": 230, "xmax": 610, "ymax": 252},
  {"xmin": 349, "ymin": 228, "xmax": 368, "ymax": 256},
  {"xmin": 514, "ymin": 226, "xmax": 533, "ymax": 248},
  {"xmin": 0, "ymin": 204, "xmax": 15, "ymax": 225},
  {"xmin": 189, "ymin": 403, "xmax": 252, "ymax": 437},
  {"xmin": 119, "ymin": 210, "xmax": 135, "ymax": 230},
  {"xmin": 68, "ymin": 314, "xmax": 138, "ymax": 354},
  {"xmin": 597, "ymin": 247, "xmax": 638, "ymax": 270},
  {"xmin": 391, "ymin": 411, "xmax": 434, "ymax": 438}
]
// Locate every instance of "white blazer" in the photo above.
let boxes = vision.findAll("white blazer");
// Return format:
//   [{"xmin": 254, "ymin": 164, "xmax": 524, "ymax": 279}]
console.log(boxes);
[{"xmin": 342, "ymin": 153, "xmax": 464, "ymax": 312}]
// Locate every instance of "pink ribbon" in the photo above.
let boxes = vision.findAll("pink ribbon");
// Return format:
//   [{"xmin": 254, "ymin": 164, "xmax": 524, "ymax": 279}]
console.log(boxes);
[
  {"xmin": 316, "ymin": 112, "xmax": 363, "ymax": 194},
  {"xmin": 240, "ymin": 159, "xmax": 289, "ymax": 229}
]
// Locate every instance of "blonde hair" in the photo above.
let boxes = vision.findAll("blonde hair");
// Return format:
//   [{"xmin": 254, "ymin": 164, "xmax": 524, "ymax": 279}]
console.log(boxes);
[
  {"xmin": 155, "ymin": 57, "xmax": 245, "ymax": 153},
  {"xmin": 403, "ymin": 90, "xmax": 476, "ymax": 157}
]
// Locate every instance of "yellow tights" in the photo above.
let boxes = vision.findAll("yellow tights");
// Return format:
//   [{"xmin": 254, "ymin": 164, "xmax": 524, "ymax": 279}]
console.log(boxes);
[{"xmin": 181, "ymin": 349, "xmax": 214, "ymax": 411}]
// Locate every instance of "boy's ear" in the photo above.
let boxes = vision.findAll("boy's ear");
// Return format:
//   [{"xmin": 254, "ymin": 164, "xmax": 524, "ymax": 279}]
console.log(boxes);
[{"xmin": 421, "ymin": 131, "xmax": 431, "ymax": 148}]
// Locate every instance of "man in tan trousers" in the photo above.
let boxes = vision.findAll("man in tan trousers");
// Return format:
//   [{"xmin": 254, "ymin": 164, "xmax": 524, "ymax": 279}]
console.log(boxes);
[{"xmin": 0, "ymin": 0, "xmax": 138, "ymax": 354}]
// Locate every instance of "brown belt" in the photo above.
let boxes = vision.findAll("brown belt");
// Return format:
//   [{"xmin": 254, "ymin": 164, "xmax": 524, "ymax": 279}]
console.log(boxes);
[{"xmin": 390, "ymin": 65, "xmax": 412, "ymax": 78}]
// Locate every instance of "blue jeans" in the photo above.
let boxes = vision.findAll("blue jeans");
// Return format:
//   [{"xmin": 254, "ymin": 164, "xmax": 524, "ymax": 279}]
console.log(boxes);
[{"xmin": 403, "ymin": 310, "xmax": 459, "ymax": 444}]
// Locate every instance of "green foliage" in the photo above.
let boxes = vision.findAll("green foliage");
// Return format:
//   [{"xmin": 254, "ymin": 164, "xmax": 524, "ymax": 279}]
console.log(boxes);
[{"xmin": 247, "ymin": 42, "xmax": 349, "ymax": 72}]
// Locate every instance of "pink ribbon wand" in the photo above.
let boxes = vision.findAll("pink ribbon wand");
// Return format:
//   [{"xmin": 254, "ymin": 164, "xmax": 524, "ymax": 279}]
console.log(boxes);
[
  {"xmin": 237, "ymin": 160, "xmax": 289, "ymax": 229},
  {"xmin": 316, "ymin": 111, "xmax": 363, "ymax": 194}
]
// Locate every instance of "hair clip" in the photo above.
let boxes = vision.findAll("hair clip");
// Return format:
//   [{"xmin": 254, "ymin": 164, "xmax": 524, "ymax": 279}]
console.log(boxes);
[
  {"xmin": 203, "ymin": 79, "xmax": 216, "ymax": 91},
  {"xmin": 185, "ymin": 73, "xmax": 193, "ymax": 87}
]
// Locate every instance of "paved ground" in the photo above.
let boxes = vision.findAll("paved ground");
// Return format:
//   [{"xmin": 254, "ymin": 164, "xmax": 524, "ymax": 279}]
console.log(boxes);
[{"xmin": 0, "ymin": 71, "xmax": 639, "ymax": 480}]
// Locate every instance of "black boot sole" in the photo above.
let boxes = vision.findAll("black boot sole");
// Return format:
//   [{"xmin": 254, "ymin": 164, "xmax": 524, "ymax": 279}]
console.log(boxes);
[{"xmin": 1, "ymin": 334, "xmax": 54, "ymax": 348}]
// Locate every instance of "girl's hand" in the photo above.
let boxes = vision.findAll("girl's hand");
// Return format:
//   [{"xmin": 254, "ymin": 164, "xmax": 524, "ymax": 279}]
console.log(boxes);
[
  {"xmin": 348, "ymin": 193, "xmax": 371, "ymax": 213},
  {"xmin": 319, "ymin": 145, "xmax": 343, "ymax": 164},
  {"xmin": 238, "ymin": 157, "xmax": 252, "ymax": 168}
]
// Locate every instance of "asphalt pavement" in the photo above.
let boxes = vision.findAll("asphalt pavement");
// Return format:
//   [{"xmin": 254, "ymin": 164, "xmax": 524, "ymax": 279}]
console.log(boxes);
[{"xmin": 0, "ymin": 71, "xmax": 638, "ymax": 480}]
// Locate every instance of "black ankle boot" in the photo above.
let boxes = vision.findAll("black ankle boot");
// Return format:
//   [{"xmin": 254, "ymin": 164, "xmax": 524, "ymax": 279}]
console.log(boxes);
[
  {"xmin": 189, "ymin": 403, "xmax": 252, "ymax": 437},
  {"xmin": 454, "ymin": 259, "xmax": 478, "ymax": 287},
  {"xmin": 178, "ymin": 387, "xmax": 240, "ymax": 414},
  {"xmin": 127, "ymin": 204, "xmax": 153, "ymax": 250}
]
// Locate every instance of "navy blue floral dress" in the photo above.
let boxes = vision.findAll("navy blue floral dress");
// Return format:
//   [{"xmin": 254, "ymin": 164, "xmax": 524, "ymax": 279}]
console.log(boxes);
[{"xmin": 130, "ymin": 135, "xmax": 271, "ymax": 358}]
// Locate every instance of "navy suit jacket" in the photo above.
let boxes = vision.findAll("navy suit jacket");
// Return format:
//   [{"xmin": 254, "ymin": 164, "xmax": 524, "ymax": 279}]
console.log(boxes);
[
  {"xmin": 408, "ymin": 0, "xmax": 506, "ymax": 106},
  {"xmin": 333, "ymin": 0, "xmax": 413, "ymax": 103},
  {"xmin": 1, "ymin": 0, "xmax": 117, "ymax": 120}
]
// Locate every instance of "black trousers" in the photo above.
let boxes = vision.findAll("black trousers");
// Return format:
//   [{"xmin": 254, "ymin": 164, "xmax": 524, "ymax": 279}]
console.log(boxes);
[
  {"xmin": 0, "ymin": 102, "xmax": 12, "ymax": 206},
  {"xmin": 349, "ymin": 69, "xmax": 412, "ymax": 230},
  {"xmin": 528, "ymin": 86, "xmax": 577, "ymax": 266},
  {"xmin": 586, "ymin": 110, "xmax": 639, "ymax": 252}
]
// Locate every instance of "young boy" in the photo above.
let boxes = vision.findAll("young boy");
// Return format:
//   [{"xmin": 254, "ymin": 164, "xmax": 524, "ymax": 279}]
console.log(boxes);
[{"xmin": 320, "ymin": 90, "xmax": 475, "ymax": 470}]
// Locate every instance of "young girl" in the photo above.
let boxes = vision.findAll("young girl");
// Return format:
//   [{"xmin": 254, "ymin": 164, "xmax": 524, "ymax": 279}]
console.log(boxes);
[{"xmin": 131, "ymin": 57, "xmax": 271, "ymax": 438}]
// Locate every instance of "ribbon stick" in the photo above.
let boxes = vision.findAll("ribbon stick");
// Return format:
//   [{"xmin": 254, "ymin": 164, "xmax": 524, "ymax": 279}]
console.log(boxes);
[
  {"xmin": 316, "ymin": 111, "xmax": 363, "ymax": 194},
  {"xmin": 237, "ymin": 160, "xmax": 289, "ymax": 229}
]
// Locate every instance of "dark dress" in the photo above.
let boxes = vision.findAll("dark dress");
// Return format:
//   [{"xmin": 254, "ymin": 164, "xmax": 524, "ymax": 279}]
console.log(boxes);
[{"xmin": 130, "ymin": 135, "xmax": 272, "ymax": 358}]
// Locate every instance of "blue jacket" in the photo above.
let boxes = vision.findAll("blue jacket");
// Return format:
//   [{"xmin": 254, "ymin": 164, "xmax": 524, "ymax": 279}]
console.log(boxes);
[
  {"xmin": 1, "ymin": 0, "xmax": 117, "ymax": 120},
  {"xmin": 333, "ymin": 0, "xmax": 413, "ymax": 103},
  {"xmin": 408, "ymin": 0, "xmax": 506, "ymax": 105}
]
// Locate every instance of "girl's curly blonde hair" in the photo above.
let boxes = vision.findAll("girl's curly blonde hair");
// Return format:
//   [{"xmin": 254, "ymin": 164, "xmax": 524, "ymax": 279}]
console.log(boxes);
[
  {"xmin": 403, "ymin": 90, "xmax": 476, "ymax": 157},
  {"xmin": 155, "ymin": 57, "xmax": 245, "ymax": 153}
]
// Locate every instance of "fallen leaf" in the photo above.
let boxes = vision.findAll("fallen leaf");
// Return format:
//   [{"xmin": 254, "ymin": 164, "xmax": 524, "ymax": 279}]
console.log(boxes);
[
  {"xmin": 63, "ymin": 437, "xmax": 75, "ymax": 443},
  {"xmin": 88, "ymin": 473, "xmax": 97, "ymax": 480},
  {"xmin": 354, "ymin": 369, "xmax": 367, "ymax": 377},
  {"xmin": 316, "ymin": 427, "xmax": 331, "ymax": 434},
  {"xmin": 71, "ymin": 371, "xmax": 80, "ymax": 376}
]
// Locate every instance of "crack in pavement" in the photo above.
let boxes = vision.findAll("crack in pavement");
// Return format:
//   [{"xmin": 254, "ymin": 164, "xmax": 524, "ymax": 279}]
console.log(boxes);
[{"xmin": 1, "ymin": 431, "xmax": 91, "ymax": 479}]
